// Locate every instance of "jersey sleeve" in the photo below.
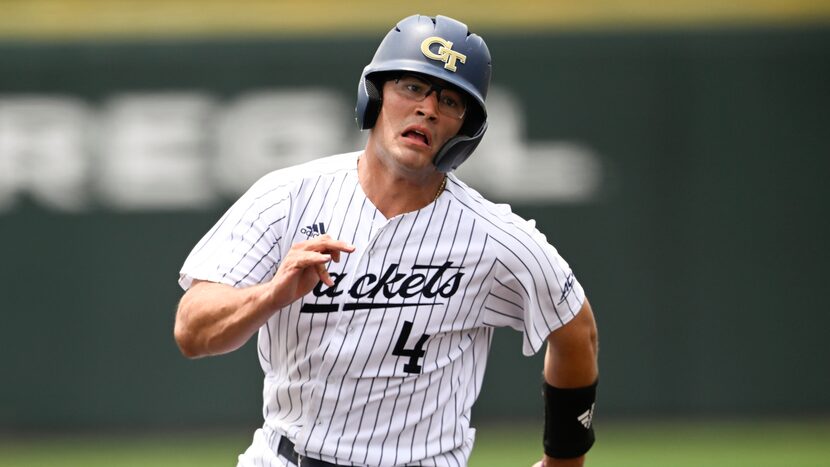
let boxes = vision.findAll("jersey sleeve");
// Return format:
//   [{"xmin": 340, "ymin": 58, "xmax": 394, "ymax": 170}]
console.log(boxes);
[
  {"xmin": 482, "ymin": 217, "xmax": 585, "ymax": 356},
  {"xmin": 178, "ymin": 175, "xmax": 291, "ymax": 290}
]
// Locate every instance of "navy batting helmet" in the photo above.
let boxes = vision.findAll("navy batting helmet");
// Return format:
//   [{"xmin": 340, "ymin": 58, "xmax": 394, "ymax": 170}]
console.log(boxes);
[{"xmin": 356, "ymin": 15, "xmax": 491, "ymax": 172}]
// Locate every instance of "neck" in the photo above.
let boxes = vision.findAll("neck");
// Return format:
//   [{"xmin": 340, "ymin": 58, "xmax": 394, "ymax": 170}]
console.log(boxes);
[{"xmin": 358, "ymin": 153, "xmax": 446, "ymax": 219}]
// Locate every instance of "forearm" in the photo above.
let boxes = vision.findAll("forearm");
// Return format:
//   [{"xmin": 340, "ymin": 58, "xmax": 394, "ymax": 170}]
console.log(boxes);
[
  {"xmin": 541, "ymin": 299, "xmax": 599, "ymax": 467},
  {"xmin": 174, "ymin": 235, "xmax": 355, "ymax": 359},
  {"xmin": 174, "ymin": 280, "xmax": 279, "ymax": 358}
]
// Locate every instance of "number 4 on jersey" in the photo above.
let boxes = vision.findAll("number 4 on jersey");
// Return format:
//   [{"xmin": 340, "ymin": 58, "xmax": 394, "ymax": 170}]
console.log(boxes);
[{"xmin": 392, "ymin": 321, "xmax": 430, "ymax": 374}]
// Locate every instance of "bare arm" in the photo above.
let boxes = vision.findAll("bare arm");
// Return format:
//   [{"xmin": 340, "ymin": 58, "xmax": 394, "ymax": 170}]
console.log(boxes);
[
  {"xmin": 534, "ymin": 298, "xmax": 599, "ymax": 467},
  {"xmin": 174, "ymin": 235, "xmax": 355, "ymax": 358}
]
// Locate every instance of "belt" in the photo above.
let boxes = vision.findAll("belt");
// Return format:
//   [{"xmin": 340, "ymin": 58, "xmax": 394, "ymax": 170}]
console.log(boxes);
[{"xmin": 277, "ymin": 435, "xmax": 346, "ymax": 467}]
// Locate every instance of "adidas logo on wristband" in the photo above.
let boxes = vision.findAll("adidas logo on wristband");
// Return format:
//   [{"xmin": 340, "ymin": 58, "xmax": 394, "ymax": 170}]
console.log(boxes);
[{"xmin": 578, "ymin": 403, "xmax": 595, "ymax": 429}]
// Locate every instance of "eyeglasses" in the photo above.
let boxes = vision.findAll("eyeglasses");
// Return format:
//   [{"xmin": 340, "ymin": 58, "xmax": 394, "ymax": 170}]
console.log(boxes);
[{"xmin": 390, "ymin": 74, "xmax": 467, "ymax": 119}]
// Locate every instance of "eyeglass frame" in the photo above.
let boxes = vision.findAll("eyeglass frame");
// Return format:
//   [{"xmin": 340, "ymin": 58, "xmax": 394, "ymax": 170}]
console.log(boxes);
[{"xmin": 388, "ymin": 73, "xmax": 468, "ymax": 120}]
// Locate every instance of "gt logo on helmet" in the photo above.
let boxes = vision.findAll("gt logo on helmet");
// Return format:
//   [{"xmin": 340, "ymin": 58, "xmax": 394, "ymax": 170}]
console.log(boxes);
[{"xmin": 420, "ymin": 37, "xmax": 467, "ymax": 72}]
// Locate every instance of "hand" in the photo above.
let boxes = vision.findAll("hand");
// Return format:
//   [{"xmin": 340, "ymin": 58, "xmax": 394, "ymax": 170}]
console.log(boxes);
[
  {"xmin": 532, "ymin": 455, "xmax": 585, "ymax": 467},
  {"xmin": 267, "ymin": 234, "xmax": 355, "ymax": 308}
]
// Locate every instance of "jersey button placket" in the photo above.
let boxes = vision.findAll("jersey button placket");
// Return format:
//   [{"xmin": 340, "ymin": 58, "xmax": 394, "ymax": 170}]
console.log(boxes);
[{"xmin": 368, "ymin": 217, "xmax": 393, "ymax": 257}]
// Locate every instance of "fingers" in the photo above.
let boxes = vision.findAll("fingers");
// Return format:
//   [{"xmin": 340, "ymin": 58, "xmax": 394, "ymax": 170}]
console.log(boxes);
[
  {"xmin": 301, "ymin": 234, "xmax": 356, "ymax": 258},
  {"xmin": 283, "ymin": 235, "xmax": 355, "ymax": 288},
  {"xmin": 316, "ymin": 262, "xmax": 333, "ymax": 286},
  {"xmin": 296, "ymin": 251, "xmax": 331, "ymax": 267},
  {"xmin": 290, "ymin": 235, "xmax": 355, "ymax": 267},
  {"xmin": 285, "ymin": 251, "xmax": 333, "ymax": 285}
]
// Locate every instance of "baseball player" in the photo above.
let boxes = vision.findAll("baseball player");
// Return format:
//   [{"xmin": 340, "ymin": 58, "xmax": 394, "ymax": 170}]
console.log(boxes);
[{"xmin": 175, "ymin": 14, "xmax": 598, "ymax": 467}]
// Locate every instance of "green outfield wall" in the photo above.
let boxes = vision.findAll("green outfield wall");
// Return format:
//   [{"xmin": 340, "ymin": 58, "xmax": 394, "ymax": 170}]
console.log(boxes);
[{"xmin": 1, "ymin": 26, "xmax": 828, "ymax": 430}]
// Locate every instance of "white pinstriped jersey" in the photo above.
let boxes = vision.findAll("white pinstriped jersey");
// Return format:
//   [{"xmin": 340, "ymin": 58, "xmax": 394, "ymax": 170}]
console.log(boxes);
[{"xmin": 179, "ymin": 151, "xmax": 585, "ymax": 467}]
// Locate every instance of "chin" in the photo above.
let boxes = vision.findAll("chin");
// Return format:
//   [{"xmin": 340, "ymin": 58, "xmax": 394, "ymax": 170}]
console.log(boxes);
[{"xmin": 396, "ymin": 148, "xmax": 436, "ymax": 170}]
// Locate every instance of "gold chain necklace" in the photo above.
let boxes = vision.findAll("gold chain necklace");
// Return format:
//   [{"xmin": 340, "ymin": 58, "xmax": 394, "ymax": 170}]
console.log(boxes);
[{"xmin": 433, "ymin": 176, "xmax": 447, "ymax": 203}]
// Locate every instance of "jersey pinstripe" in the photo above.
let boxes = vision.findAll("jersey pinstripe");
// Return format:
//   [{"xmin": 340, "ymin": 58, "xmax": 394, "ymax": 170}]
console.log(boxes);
[{"xmin": 179, "ymin": 151, "xmax": 585, "ymax": 466}]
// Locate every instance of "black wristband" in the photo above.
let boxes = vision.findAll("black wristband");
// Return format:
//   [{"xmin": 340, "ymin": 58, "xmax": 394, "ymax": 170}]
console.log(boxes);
[{"xmin": 543, "ymin": 379, "xmax": 597, "ymax": 459}]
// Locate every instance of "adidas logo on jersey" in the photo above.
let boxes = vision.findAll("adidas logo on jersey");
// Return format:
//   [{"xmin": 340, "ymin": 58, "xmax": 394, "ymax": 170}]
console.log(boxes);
[
  {"xmin": 578, "ymin": 403, "xmax": 595, "ymax": 429},
  {"xmin": 301, "ymin": 222, "xmax": 326, "ymax": 239}
]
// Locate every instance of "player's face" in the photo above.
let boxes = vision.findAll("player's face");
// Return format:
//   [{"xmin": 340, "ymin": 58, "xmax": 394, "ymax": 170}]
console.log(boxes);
[{"xmin": 369, "ymin": 74, "xmax": 466, "ymax": 174}]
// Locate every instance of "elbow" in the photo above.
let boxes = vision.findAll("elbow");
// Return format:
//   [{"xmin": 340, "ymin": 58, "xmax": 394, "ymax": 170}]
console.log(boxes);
[
  {"xmin": 575, "ymin": 299, "xmax": 599, "ymax": 356},
  {"xmin": 174, "ymin": 301, "xmax": 206, "ymax": 359},
  {"xmin": 568, "ymin": 314, "xmax": 599, "ymax": 362},
  {"xmin": 586, "ymin": 319, "xmax": 599, "ymax": 358},
  {"xmin": 173, "ymin": 282, "xmax": 248, "ymax": 359},
  {"xmin": 174, "ymin": 287, "xmax": 212, "ymax": 359},
  {"xmin": 579, "ymin": 306, "xmax": 599, "ymax": 362},
  {"xmin": 173, "ymin": 305, "xmax": 233, "ymax": 359},
  {"xmin": 174, "ymin": 321, "xmax": 202, "ymax": 359}
]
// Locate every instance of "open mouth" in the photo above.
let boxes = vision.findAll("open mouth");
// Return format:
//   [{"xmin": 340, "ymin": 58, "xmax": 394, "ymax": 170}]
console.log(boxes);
[{"xmin": 401, "ymin": 128, "xmax": 431, "ymax": 146}]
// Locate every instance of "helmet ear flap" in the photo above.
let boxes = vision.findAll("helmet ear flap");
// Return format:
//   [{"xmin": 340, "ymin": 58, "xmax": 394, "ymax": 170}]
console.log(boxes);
[
  {"xmin": 356, "ymin": 75, "xmax": 383, "ymax": 130},
  {"xmin": 433, "ymin": 121, "xmax": 487, "ymax": 173}
]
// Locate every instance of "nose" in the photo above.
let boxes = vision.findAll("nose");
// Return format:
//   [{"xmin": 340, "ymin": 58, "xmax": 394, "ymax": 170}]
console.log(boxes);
[{"xmin": 415, "ymin": 91, "xmax": 440, "ymax": 120}]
